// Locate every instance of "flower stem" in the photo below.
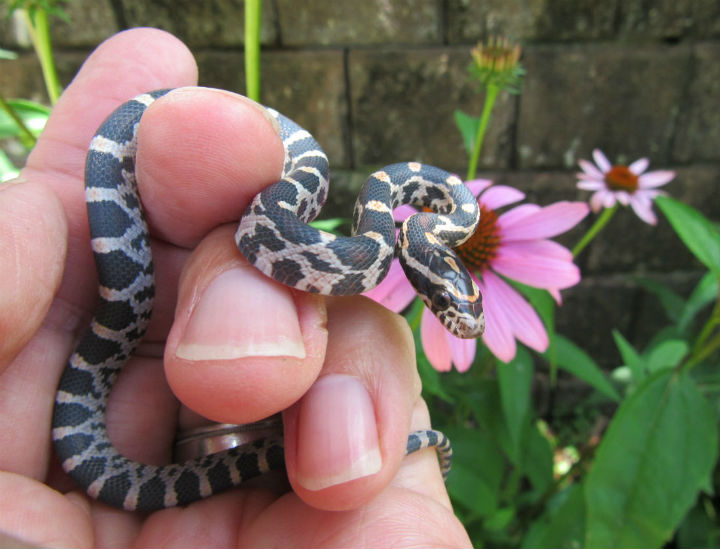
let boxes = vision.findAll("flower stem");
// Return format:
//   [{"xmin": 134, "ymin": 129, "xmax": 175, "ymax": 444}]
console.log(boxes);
[
  {"xmin": 683, "ymin": 300, "xmax": 720, "ymax": 371},
  {"xmin": 22, "ymin": 8, "xmax": 61, "ymax": 105},
  {"xmin": 572, "ymin": 205, "xmax": 617, "ymax": 258},
  {"xmin": 244, "ymin": 0, "xmax": 262, "ymax": 102},
  {"xmin": 466, "ymin": 84, "xmax": 499, "ymax": 181},
  {"xmin": 0, "ymin": 93, "xmax": 36, "ymax": 146}
]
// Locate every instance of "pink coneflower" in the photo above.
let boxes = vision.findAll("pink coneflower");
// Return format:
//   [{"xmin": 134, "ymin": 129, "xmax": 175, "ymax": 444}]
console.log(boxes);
[
  {"xmin": 364, "ymin": 180, "xmax": 589, "ymax": 369},
  {"xmin": 577, "ymin": 149, "xmax": 675, "ymax": 225}
]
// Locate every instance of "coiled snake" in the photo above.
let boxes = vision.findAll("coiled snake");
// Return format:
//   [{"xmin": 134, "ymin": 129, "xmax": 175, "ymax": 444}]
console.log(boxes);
[{"xmin": 52, "ymin": 88, "xmax": 484, "ymax": 511}]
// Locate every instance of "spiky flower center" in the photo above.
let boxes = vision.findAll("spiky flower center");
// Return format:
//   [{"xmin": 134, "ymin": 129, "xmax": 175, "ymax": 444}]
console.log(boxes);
[
  {"xmin": 455, "ymin": 204, "xmax": 501, "ymax": 272},
  {"xmin": 605, "ymin": 165, "xmax": 639, "ymax": 193}
]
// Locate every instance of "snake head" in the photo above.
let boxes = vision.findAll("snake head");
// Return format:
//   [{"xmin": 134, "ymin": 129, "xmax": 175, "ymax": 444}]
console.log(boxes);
[{"xmin": 399, "ymin": 245, "xmax": 484, "ymax": 339}]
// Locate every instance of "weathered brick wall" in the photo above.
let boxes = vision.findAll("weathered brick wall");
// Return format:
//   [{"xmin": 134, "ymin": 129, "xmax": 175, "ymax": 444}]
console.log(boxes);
[{"xmin": 2, "ymin": 0, "xmax": 719, "ymax": 366}]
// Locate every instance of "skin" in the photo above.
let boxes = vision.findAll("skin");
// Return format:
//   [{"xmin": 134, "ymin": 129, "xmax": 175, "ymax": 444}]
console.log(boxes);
[{"xmin": 0, "ymin": 29, "xmax": 471, "ymax": 548}]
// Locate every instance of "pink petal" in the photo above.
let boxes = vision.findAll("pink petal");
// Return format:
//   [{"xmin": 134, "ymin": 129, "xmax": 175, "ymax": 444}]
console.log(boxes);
[
  {"xmin": 393, "ymin": 204, "xmax": 417, "ymax": 222},
  {"xmin": 589, "ymin": 192, "xmax": 606, "ymax": 212},
  {"xmin": 615, "ymin": 191, "xmax": 631, "ymax": 206},
  {"xmin": 421, "ymin": 307, "xmax": 452, "ymax": 371},
  {"xmin": 601, "ymin": 190, "xmax": 617, "ymax": 209},
  {"xmin": 363, "ymin": 259, "xmax": 416, "ymax": 313},
  {"xmin": 500, "ymin": 202, "xmax": 589, "ymax": 241},
  {"xmin": 629, "ymin": 157, "xmax": 649, "ymax": 175},
  {"xmin": 480, "ymin": 185, "xmax": 526, "ymax": 210},
  {"xmin": 548, "ymin": 287, "xmax": 563, "ymax": 304},
  {"xmin": 638, "ymin": 170, "xmax": 675, "ymax": 189},
  {"xmin": 475, "ymin": 273, "xmax": 517, "ymax": 362},
  {"xmin": 577, "ymin": 181, "xmax": 605, "ymax": 191},
  {"xmin": 497, "ymin": 204, "xmax": 541, "ymax": 228},
  {"xmin": 449, "ymin": 334, "xmax": 477, "ymax": 372},
  {"xmin": 490, "ymin": 274, "xmax": 549, "ymax": 353},
  {"xmin": 592, "ymin": 149, "xmax": 612, "ymax": 173},
  {"xmin": 466, "ymin": 178, "xmax": 493, "ymax": 196},
  {"xmin": 629, "ymin": 194, "xmax": 658, "ymax": 225},
  {"xmin": 492, "ymin": 245, "xmax": 581, "ymax": 290},
  {"xmin": 578, "ymin": 159, "xmax": 605, "ymax": 180}
]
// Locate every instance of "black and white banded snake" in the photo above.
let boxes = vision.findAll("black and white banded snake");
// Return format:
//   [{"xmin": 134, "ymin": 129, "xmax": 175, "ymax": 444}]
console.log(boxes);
[{"xmin": 52, "ymin": 88, "xmax": 485, "ymax": 511}]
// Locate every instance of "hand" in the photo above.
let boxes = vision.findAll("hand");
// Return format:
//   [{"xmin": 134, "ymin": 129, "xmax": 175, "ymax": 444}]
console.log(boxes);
[{"xmin": 0, "ymin": 28, "xmax": 470, "ymax": 548}]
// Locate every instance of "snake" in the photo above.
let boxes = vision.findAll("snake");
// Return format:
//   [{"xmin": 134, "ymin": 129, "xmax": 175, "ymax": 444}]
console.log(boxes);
[{"xmin": 52, "ymin": 88, "xmax": 484, "ymax": 512}]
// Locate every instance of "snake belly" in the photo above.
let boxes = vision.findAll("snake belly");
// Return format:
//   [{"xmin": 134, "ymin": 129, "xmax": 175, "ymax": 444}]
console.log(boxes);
[{"xmin": 52, "ymin": 88, "xmax": 482, "ymax": 512}]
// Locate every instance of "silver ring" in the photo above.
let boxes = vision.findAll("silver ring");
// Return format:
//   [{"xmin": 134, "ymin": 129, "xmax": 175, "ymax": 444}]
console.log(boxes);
[{"xmin": 174, "ymin": 415, "xmax": 283, "ymax": 461}]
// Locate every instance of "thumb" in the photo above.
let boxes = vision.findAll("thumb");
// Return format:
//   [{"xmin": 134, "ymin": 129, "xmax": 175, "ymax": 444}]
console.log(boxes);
[{"xmin": 0, "ymin": 180, "xmax": 67, "ymax": 372}]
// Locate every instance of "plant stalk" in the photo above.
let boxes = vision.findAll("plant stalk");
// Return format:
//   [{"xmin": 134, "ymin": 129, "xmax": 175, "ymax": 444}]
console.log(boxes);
[
  {"xmin": 22, "ymin": 9, "xmax": 62, "ymax": 105},
  {"xmin": 572, "ymin": 205, "xmax": 617, "ymax": 258},
  {"xmin": 244, "ymin": 0, "xmax": 262, "ymax": 102},
  {"xmin": 0, "ymin": 93, "xmax": 36, "ymax": 146},
  {"xmin": 466, "ymin": 84, "xmax": 499, "ymax": 181}
]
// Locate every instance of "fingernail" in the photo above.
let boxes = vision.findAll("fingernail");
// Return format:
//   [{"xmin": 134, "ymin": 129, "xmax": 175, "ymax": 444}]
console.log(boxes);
[
  {"xmin": 296, "ymin": 375, "xmax": 382, "ymax": 491},
  {"xmin": 176, "ymin": 267, "xmax": 306, "ymax": 360}
]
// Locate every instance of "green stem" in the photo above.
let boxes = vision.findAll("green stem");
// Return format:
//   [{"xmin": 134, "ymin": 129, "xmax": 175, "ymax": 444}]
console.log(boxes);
[
  {"xmin": 466, "ymin": 84, "xmax": 499, "ymax": 181},
  {"xmin": 22, "ymin": 9, "xmax": 61, "ymax": 105},
  {"xmin": 572, "ymin": 205, "xmax": 617, "ymax": 258},
  {"xmin": 684, "ymin": 301, "xmax": 720, "ymax": 371},
  {"xmin": 0, "ymin": 93, "xmax": 36, "ymax": 146},
  {"xmin": 244, "ymin": 0, "xmax": 262, "ymax": 102}
]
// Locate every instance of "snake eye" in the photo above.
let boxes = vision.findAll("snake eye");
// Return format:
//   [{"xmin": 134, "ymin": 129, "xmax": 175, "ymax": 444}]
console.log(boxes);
[{"xmin": 431, "ymin": 290, "xmax": 452, "ymax": 311}]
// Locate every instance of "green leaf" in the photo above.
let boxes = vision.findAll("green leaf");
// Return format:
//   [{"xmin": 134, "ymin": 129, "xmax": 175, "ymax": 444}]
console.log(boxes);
[
  {"xmin": 522, "ymin": 484, "xmax": 586, "ymax": 549},
  {"xmin": 308, "ymin": 217, "xmax": 350, "ymax": 235},
  {"xmin": 645, "ymin": 339, "xmax": 688, "ymax": 372},
  {"xmin": 549, "ymin": 335, "xmax": 620, "ymax": 401},
  {"xmin": 633, "ymin": 275, "xmax": 686, "ymax": 321},
  {"xmin": 453, "ymin": 109, "xmax": 481, "ymax": 156},
  {"xmin": 518, "ymin": 420, "xmax": 554, "ymax": 493},
  {"xmin": 0, "ymin": 47, "xmax": 18, "ymax": 60},
  {"xmin": 585, "ymin": 370, "xmax": 718, "ymax": 548},
  {"xmin": 497, "ymin": 347, "xmax": 533, "ymax": 458},
  {"xmin": 0, "ymin": 98, "xmax": 50, "ymax": 140},
  {"xmin": 445, "ymin": 425, "xmax": 504, "ymax": 518},
  {"xmin": 612, "ymin": 330, "xmax": 646, "ymax": 383},
  {"xmin": 0, "ymin": 150, "xmax": 19, "ymax": 182},
  {"xmin": 656, "ymin": 195, "xmax": 720, "ymax": 280},
  {"xmin": 678, "ymin": 272, "xmax": 719, "ymax": 333}
]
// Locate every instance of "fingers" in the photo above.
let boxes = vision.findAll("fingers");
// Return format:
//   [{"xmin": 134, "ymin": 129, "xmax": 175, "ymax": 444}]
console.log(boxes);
[
  {"xmin": 283, "ymin": 297, "xmax": 426, "ymax": 511},
  {"xmin": 163, "ymin": 224, "xmax": 328, "ymax": 424},
  {"xmin": 136, "ymin": 87, "xmax": 285, "ymax": 248},
  {"xmin": 0, "ymin": 180, "xmax": 67, "ymax": 372}
]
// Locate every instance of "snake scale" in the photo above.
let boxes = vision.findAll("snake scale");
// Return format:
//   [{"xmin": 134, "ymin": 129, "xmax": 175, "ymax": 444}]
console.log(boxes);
[{"xmin": 52, "ymin": 88, "xmax": 484, "ymax": 511}]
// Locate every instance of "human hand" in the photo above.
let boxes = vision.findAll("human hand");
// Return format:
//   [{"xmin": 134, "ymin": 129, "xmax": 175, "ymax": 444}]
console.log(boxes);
[{"xmin": 0, "ymin": 28, "xmax": 470, "ymax": 547}]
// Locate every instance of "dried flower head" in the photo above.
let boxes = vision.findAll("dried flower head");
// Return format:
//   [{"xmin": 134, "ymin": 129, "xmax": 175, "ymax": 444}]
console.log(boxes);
[{"xmin": 469, "ymin": 36, "xmax": 525, "ymax": 93}]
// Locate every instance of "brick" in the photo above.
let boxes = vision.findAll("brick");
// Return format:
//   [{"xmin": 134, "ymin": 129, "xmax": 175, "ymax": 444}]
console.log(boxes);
[
  {"xmin": 349, "ymin": 47, "xmax": 515, "ymax": 172},
  {"xmin": 276, "ymin": 0, "xmax": 441, "ymax": 46},
  {"xmin": 517, "ymin": 43, "xmax": 691, "ymax": 169},
  {"xmin": 446, "ymin": 0, "xmax": 544, "ymax": 44},
  {"xmin": 618, "ymin": 0, "xmax": 720, "ymax": 40},
  {"xmin": 673, "ymin": 43, "xmax": 720, "ymax": 162},
  {"xmin": 197, "ymin": 49, "xmax": 348, "ymax": 166},
  {"xmin": 50, "ymin": 0, "xmax": 118, "ymax": 48},
  {"xmin": 120, "ymin": 0, "xmax": 278, "ymax": 47}
]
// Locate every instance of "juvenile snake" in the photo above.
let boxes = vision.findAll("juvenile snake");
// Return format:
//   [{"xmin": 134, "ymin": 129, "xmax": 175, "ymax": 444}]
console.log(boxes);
[{"xmin": 52, "ymin": 88, "xmax": 484, "ymax": 511}]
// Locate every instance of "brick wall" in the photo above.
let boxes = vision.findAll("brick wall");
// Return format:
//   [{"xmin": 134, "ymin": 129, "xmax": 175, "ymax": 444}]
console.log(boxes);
[{"xmin": 2, "ymin": 0, "xmax": 719, "ymax": 365}]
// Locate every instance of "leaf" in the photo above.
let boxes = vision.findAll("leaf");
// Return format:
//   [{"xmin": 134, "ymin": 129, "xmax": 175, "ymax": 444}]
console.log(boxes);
[
  {"xmin": 453, "ymin": 109, "xmax": 481, "ymax": 155},
  {"xmin": 585, "ymin": 370, "xmax": 718, "ymax": 548},
  {"xmin": 522, "ymin": 484, "xmax": 586, "ymax": 548},
  {"xmin": 678, "ymin": 272, "xmax": 719, "ymax": 333},
  {"xmin": 633, "ymin": 275, "xmax": 685, "ymax": 321},
  {"xmin": 0, "ymin": 47, "xmax": 17, "ymax": 60},
  {"xmin": 0, "ymin": 98, "xmax": 50, "ymax": 140},
  {"xmin": 656, "ymin": 195, "xmax": 720, "ymax": 280},
  {"xmin": 308, "ymin": 217, "xmax": 350, "ymax": 234},
  {"xmin": 612, "ymin": 330, "xmax": 647, "ymax": 383},
  {"xmin": 549, "ymin": 335, "xmax": 620, "ymax": 401},
  {"xmin": 518, "ymin": 420, "xmax": 554, "ymax": 493},
  {"xmin": 0, "ymin": 150, "xmax": 19, "ymax": 182},
  {"xmin": 645, "ymin": 339, "xmax": 688, "ymax": 372},
  {"xmin": 444, "ymin": 425, "xmax": 504, "ymax": 519},
  {"xmin": 497, "ymin": 347, "xmax": 533, "ymax": 458}
]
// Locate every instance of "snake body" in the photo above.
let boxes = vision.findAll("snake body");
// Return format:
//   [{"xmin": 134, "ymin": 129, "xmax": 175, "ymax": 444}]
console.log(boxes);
[{"xmin": 52, "ymin": 89, "xmax": 483, "ymax": 511}]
